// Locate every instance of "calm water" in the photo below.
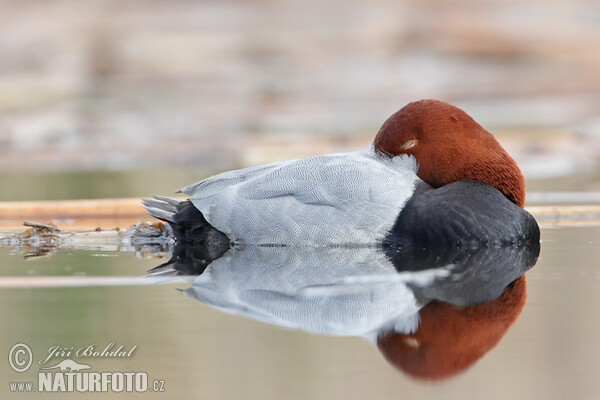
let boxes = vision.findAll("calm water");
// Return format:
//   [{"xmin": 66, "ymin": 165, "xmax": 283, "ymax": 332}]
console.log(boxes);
[
  {"xmin": 0, "ymin": 226, "xmax": 598, "ymax": 399},
  {"xmin": 0, "ymin": 171, "xmax": 599, "ymax": 399}
]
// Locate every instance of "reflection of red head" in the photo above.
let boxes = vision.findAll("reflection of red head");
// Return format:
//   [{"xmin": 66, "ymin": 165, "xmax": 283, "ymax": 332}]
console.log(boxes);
[{"xmin": 377, "ymin": 276, "xmax": 527, "ymax": 380}]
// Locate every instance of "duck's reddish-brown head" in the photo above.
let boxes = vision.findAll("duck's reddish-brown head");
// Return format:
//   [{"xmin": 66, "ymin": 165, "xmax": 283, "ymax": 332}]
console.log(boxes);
[{"xmin": 374, "ymin": 99, "xmax": 525, "ymax": 207}]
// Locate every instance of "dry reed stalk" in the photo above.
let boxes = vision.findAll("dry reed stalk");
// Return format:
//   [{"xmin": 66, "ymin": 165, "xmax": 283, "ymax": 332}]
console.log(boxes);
[{"xmin": 0, "ymin": 198, "xmax": 599, "ymax": 231}]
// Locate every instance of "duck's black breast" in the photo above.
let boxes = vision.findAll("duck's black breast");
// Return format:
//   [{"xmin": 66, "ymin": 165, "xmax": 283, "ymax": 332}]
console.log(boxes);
[{"xmin": 384, "ymin": 180, "xmax": 540, "ymax": 250}]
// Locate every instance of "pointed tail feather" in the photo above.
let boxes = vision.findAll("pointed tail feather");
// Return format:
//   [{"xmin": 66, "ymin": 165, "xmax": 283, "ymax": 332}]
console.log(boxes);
[
  {"xmin": 143, "ymin": 195, "xmax": 231, "ymax": 250},
  {"xmin": 142, "ymin": 196, "xmax": 180, "ymax": 223}
]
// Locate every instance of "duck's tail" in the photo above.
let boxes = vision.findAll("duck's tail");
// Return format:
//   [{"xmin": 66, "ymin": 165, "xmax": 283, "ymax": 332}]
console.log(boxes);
[
  {"xmin": 143, "ymin": 196, "xmax": 232, "ymax": 277},
  {"xmin": 142, "ymin": 195, "xmax": 231, "ymax": 256},
  {"xmin": 142, "ymin": 195, "xmax": 180, "ymax": 222}
]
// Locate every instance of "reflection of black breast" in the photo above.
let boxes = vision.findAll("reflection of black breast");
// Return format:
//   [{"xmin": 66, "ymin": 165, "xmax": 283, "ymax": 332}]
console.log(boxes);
[
  {"xmin": 397, "ymin": 244, "xmax": 538, "ymax": 307},
  {"xmin": 385, "ymin": 180, "xmax": 539, "ymax": 249}
]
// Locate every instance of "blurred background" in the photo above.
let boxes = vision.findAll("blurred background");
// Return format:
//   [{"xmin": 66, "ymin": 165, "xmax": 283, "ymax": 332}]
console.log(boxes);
[{"xmin": 0, "ymin": 0, "xmax": 599, "ymax": 201}]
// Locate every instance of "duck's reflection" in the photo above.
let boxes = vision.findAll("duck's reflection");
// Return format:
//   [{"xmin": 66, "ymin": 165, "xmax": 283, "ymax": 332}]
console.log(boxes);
[
  {"xmin": 378, "ymin": 275, "xmax": 527, "ymax": 380},
  {"xmin": 149, "ymin": 236, "xmax": 539, "ymax": 380}
]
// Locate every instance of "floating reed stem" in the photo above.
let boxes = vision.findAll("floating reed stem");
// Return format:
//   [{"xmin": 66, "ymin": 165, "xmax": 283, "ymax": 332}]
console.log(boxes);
[{"xmin": 0, "ymin": 198, "xmax": 598, "ymax": 231}]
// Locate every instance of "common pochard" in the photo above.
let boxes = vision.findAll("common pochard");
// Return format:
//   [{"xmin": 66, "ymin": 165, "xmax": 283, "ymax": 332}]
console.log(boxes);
[{"xmin": 144, "ymin": 99, "xmax": 531, "ymax": 248}]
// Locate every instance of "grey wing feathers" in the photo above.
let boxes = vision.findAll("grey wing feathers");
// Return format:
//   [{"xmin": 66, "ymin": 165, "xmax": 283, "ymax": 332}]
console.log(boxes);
[
  {"xmin": 178, "ymin": 160, "xmax": 293, "ymax": 198},
  {"xmin": 180, "ymin": 150, "xmax": 418, "ymax": 245},
  {"xmin": 151, "ymin": 149, "xmax": 418, "ymax": 245}
]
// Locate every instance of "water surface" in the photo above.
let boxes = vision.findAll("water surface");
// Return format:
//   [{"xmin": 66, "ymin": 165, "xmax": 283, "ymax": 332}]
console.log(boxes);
[
  {"xmin": 0, "ymin": 224, "xmax": 598, "ymax": 399},
  {"xmin": 0, "ymin": 166, "xmax": 599, "ymax": 399}
]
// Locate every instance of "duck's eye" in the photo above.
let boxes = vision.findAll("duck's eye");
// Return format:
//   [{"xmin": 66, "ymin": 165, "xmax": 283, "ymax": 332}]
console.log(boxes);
[
  {"xmin": 398, "ymin": 139, "xmax": 417, "ymax": 151},
  {"xmin": 401, "ymin": 336, "xmax": 420, "ymax": 348}
]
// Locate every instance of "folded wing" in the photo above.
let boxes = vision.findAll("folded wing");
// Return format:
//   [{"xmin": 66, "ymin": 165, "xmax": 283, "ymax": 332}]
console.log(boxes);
[{"xmin": 181, "ymin": 149, "xmax": 419, "ymax": 245}]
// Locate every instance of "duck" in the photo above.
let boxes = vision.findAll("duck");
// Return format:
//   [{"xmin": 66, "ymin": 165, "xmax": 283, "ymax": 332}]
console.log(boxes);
[{"xmin": 143, "ymin": 99, "xmax": 532, "ymax": 248}]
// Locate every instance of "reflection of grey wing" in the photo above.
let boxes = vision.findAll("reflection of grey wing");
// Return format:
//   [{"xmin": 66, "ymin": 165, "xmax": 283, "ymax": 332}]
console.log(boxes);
[
  {"xmin": 182, "ymin": 246, "xmax": 446, "ymax": 337},
  {"xmin": 184, "ymin": 283, "xmax": 421, "ymax": 337},
  {"xmin": 182, "ymin": 149, "xmax": 418, "ymax": 245}
]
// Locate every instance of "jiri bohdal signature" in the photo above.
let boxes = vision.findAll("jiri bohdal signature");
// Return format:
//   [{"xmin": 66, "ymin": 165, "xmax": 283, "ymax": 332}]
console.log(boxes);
[{"xmin": 38, "ymin": 343, "xmax": 137, "ymax": 365}]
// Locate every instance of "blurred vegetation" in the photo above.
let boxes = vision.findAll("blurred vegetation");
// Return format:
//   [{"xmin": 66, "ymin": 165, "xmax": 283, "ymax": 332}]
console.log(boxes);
[
  {"xmin": 0, "ymin": 0, "xmax": 598, "ymax": 185},
  {"xmin": 0, "ymin": 168, "xmax": 214, "ymax": 201}
]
